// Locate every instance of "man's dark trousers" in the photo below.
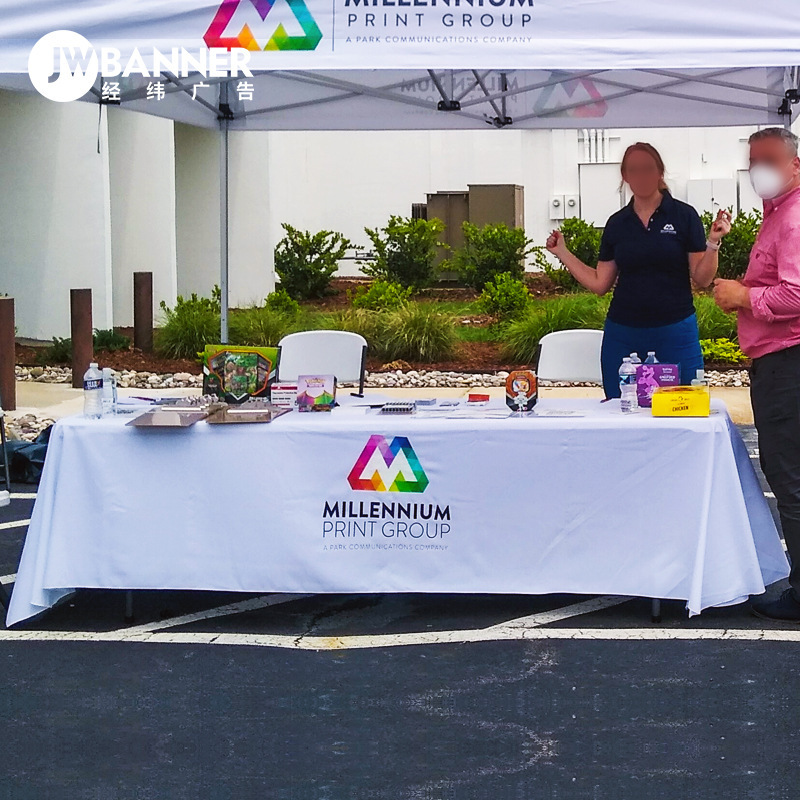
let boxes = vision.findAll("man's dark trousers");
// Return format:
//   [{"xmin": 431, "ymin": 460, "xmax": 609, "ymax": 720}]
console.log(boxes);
[{"xmin": 751, "ymin": 343, "xmax": 800, "ymax": 595}]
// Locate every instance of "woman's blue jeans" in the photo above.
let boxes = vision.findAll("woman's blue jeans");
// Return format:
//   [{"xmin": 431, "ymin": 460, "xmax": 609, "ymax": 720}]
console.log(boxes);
[{"xmin": 601, "ymin": 313, "xmax": 704, "ymax": 399}]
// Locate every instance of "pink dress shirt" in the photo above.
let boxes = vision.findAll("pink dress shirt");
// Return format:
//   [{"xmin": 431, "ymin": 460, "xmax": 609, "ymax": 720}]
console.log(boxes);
[{"xmin": 738, "ymin": 184, "xmax": 800, "ymax": 359}]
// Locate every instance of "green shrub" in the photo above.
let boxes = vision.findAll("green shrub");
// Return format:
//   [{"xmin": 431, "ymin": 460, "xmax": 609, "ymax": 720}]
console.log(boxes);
[
  {"xmin": 264, "ymin": 288, "xmax": 300, "ymax": 317},
  {"xmin": 560, "ymin": 217, "xmax": 604, "ymax": 267},
  {"xmin": 530, "ymin": 246, "xmax": 583, "ymax": 294},
  {"xmin": 700, "ymin": 338, "xmax": 747, "ymax": 365},
  {"xmin": 700, "ymin": 209, "xmax": 761, "ymax": 280},
  {"xmin": 93, "ymin": 328, "xmax": 131, "ymax": 352},
  {"xmin": 361, "ymin": 216, "xmax": 445, "ymax": 290},
  {"xmin": 39, "ymin": 336, "xmax": 73, "ymax": 365},
  {"xmin": 155, "ymin": 291, "xmax": 221, "ymax": 359},
  {"xmin": 477, "ymin": 272, "xmax": 531, "ymax": 319},
  {"xmin": 229, "ymin": 306, "xmax": 296, "ymax": 347},
  {"xmin": 694, "ymin": 294, "xmax": 738, "ymax": 341},
  {"xmin": 325, "ymin": 308, "xmax": 389, "ymax": 354},
  {"xmin": 274, "ymin": 223, "xmax": 351, "ymax": 300},
  {"xmin": 381, "ymin": 304, "xmax": 457, "ymax": 362},
  {"xmin": 502, "ymin": 294, "xmax": 609, "ymax": 362},
  {"xmin": 350, "ymin": 279, "xmax": 412, "ymax": 311},
  {"xmin": 449, "ymin": 222, "xmax": 533, "ymax": 290}
]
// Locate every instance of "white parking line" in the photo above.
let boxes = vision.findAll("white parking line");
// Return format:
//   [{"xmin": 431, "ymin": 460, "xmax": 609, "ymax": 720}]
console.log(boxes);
[
  {"xmin": 119, "ymin": 593, "xmax": 316, "ymax": 636},
  {"xmin": 0, "ymin": 573, "xmax": 15, "ymax": 584},
  {"xmin": 0, "ymin": 519, "xmax": 29, "ymax": 531},
  {"xmin": 0, "ymin": 626, "xmax": 798, "ymax": 649},
  {"xmin": 10, "ymin": 493, "xmax": 36, "ymax": 500},
  {"xmin": 765, "ymin": 492, "xmax": 776, "ymax": 499}
]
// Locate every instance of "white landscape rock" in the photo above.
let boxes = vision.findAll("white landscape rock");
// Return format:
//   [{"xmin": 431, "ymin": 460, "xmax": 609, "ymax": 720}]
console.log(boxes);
[{"xmin": 13, "ymin": 365, "xmax": 754, "ymax": 391}]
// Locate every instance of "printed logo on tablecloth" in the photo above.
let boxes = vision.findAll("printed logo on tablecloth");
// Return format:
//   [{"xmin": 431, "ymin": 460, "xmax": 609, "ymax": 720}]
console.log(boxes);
[
  {"xmin": 204, "ymin": 0, "xmax": 323, "ymax": 52},
  {"xmin": 347, "ymin": 435, "xmax": 429, "ymax": 493}
]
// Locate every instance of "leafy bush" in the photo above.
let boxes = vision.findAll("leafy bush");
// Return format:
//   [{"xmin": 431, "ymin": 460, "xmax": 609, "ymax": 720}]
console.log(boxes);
[
  {"xmin": 155, "ymin": 290, "xmax": 221, "ymax": 359},
  {"xmin": 449, "ymin": 222, "xmax": 533, "ymax": 290},
  {"xmin": 229, "ymin": 306, "xmax": 296, "ymax": 347},
  {"xmin": 325, "ymin": 308, "xmax": 389, "ymax": 354},
  {"xmin": 502, "ymin": 294, "xmax": 610, "ymax": 363},
  {"xmin": 361, "ymin": 216, "xmax": 445, "ymax": 290},
  {"xmin": 530, "ymin": 246, "xmax": 583, "ymax": 294},
  {"xmin": 700, "ymin": 209, "xmax": 762, "ymax": 280},
  {"xmin": 274, "ymin": 223, "xmax": 351, "ymax": 300},
  {"xmin": 38, "ymin": 328, "xmax": 131, "ymax": 364},
  {"xmin": 694, "ymin": 294, "xmax": 738, "ymax": 341},
  {"xmin": 700, "ymin": 338, "xmax": 747, "ymax": 365},
  {"xmin": 350, "ymin": 280, "xmax": 412, "ymax": 311},
  {"xmin": 39, "ymin": 336, "xmax": 73, "ymax": 365},
  {"xmin": 93, "ymin": 328, "xmax": 131, "ymax": 352},
  {"xmin": 381, "ymin": 304, "xmax": 457, "ymax": 362},
  {"xmin": 264, "ymin": 288, "xmax": 300, "ymax": 317},
  {"xmin": 560, "ymin": 217, "xmax": 604, "ymax": 267},
  {"xmin": 477, "ymin": 272, "xmax": 531, "ymax": 319}
]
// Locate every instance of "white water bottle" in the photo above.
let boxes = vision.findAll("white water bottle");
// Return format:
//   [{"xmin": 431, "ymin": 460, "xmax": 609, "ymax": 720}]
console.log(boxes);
[
  {"xmin": 83, "ymin": 362, "xmax": 103, "ymax": 419},
  {"xmin": 629, "ymin": 352, "xmax": 642, "ymax": 367},
  {"xmin": 101, "ymin": 367, "xmax": 117, "ymax": 416},
  {"xmin": 619, "ymin": 357, "xmax": 639, "ymax": 413}
]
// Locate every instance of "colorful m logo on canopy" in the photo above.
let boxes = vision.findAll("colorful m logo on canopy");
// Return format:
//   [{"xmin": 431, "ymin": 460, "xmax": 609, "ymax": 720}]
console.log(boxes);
[
  {"xmin": 348, "ymin": 435, "xmax": 429, "ymax": 493},
  {"xmin": 204, "ymin": 0, "xmax": 322, "ymax": 52}
]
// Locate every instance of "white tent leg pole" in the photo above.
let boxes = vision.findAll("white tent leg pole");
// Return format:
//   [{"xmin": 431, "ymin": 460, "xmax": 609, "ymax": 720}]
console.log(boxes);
[{"xmin": 219, "ymin": 85, "xmax": 230, "ymax": 344}]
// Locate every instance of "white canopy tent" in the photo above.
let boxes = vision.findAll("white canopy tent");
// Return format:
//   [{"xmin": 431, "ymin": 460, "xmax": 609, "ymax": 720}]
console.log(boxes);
[{"xmin": 1, "ymin": 0, "xmax": 798, "ymax": 337}]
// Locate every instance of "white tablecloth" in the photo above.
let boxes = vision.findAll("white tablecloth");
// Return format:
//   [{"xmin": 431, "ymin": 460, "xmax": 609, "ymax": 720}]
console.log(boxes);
[{"xmin": 7, "ymin": 398, "xmax": 788, "ymax": 625}]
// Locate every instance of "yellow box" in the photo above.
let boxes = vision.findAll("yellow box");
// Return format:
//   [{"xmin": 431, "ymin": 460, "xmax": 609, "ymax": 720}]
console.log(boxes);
[{"xmin": 651, "ymin": 385, "xmax": 710, "ymax": 417}]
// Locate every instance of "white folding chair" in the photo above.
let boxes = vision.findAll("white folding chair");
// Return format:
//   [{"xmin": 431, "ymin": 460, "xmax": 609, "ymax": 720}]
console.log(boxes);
[
  {"xmin": 536, "ymin": 329, "xmax": 604, "ymax": 384},
  {"xmin": 277, "ymin": 331, "xmax": 368, "ymax": 396}
]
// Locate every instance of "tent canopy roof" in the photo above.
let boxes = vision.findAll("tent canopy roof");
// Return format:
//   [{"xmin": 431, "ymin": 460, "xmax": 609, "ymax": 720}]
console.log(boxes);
[{"xmin": 1, "ymin": 0, "xmax": 798, "ymax": 130}]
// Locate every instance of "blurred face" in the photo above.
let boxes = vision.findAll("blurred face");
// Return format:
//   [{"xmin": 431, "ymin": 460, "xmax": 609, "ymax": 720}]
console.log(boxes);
[
  {"xmin": 748, "ymin": 136, "xmax": 800, "ymax": 199},
  {"xmin": 621, "ymin": 149, "xmax": 663, "ymax": 198}
]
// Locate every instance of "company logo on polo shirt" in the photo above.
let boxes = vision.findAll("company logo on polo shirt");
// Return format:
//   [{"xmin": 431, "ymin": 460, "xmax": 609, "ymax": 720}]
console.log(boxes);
[
  {"xmin": 348, "ymin": 435, "xmax": 429, "ymax": 493},
  {"xmin": 660, "ymin": 223, "xmax": 677, "ymax": 234}
]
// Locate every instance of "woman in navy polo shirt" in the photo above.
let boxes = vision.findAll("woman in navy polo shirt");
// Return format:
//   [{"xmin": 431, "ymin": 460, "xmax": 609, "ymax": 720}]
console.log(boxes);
[{"xmin": 546, "ymin": 142, "xmax": 732, "ymax": 398}]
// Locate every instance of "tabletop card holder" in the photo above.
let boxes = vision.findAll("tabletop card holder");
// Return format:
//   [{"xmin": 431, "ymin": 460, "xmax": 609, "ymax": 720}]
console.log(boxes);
[
  {"xmin": 505, "ymin": 370, "xmax": 538, "ymax": 412},
  {"xmin": 297, "ymin": 374, "xmax": 337, "ymax": 412},
  {"xmin": 636, "ymin": 363, "xmax": 680, "ymax": 408}
]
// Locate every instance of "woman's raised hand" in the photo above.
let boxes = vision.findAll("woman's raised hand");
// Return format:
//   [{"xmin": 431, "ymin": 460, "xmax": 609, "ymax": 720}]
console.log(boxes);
[
  {"xmin": 709, "ymin": 209, "xmax": 732, "ymax": 243},
  {"xmin": 546, "ymin": 229, "xmax": 569, "ymax": 260}
]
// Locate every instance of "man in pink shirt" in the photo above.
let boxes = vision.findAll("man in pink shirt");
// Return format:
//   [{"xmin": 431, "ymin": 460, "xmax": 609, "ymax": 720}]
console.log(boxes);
[{"xmin": 714, "ymin": 127, "xmax": 800, "ymax": 621}]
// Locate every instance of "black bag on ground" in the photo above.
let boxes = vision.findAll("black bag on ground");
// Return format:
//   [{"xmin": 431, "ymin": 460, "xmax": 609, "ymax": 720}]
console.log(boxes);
[{"xmin": 3, "ymin": 425, "xmax": 52, "ymax": 484}]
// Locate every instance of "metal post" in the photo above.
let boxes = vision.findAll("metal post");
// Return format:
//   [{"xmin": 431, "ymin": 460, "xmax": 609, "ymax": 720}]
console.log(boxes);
[
  {"xmin": 124, "ymin": 590, "xmax": 134, "ymax": 622},
  {"xmin": 651, "ymin": 598, "xmax": 662, "ymax": 623},
  {"xmin": 219, "ymin": 81, "xmax": 230, "ymax": 344},
  {"xmin": 70, "ymin": 289, "xmax": 93, "ymax": 389},
  {"xmin": 0, "ymin": 296, "xmax": 16, "ymax": 411},
  {"xmin": 133, "ymin": 272, "xmax": 154, "ymax": 352}
]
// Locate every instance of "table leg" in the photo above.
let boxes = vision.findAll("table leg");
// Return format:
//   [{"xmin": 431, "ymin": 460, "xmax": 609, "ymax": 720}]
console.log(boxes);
[
  {"xmin": 651, "ymin": 598, "xmax": 662, "ymax": 623},
  {"xmin": 0, "ymin": 416, "xmax": 11, "ymax": 493},
  {"xmin": 124, "ymin": 590, "xmax": 134, "ymax": 622}
]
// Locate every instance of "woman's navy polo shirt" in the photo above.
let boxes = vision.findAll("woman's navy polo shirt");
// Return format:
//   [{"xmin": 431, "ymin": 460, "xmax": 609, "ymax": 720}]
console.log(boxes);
[{"xmin": 598, "ymin": 191, "xmax": 707, "ymax": 328}]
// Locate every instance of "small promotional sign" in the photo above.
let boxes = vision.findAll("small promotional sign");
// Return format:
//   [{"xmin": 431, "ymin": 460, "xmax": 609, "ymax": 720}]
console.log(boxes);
[
  {"xmin": 505, "ymin": 370, "xmax": 538, "ymax": 412},
  {"xmin": 636, "ymin": 364, "xmax": 680, "ymax": 408},
  {"xmin": 297, "ymin": 375, "xmax": 337, "ymax": 412}
]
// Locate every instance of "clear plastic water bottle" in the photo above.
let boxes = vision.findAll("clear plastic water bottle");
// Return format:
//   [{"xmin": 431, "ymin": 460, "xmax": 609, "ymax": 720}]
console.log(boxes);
[
  {"xmin": 83, "ymin": 362, "xmax": 103, "ymax": 419},
  {"xmin": 101, "ymin": 367, "xmax": 117, "ymax": 416},
  {"xmin": 645, "ymin": 351, "xmax": 659, "ymax": 364},
  {"xmin": 619, "ymin": 357, "xmax": 639, "ymax": 413},
  {"xmin": 629, "ymin": 352, "xmax": 642, "ymax": 366},
  {"xmin": 691, "ymin": 369, "xmax": 708, "ymax": 388}
]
